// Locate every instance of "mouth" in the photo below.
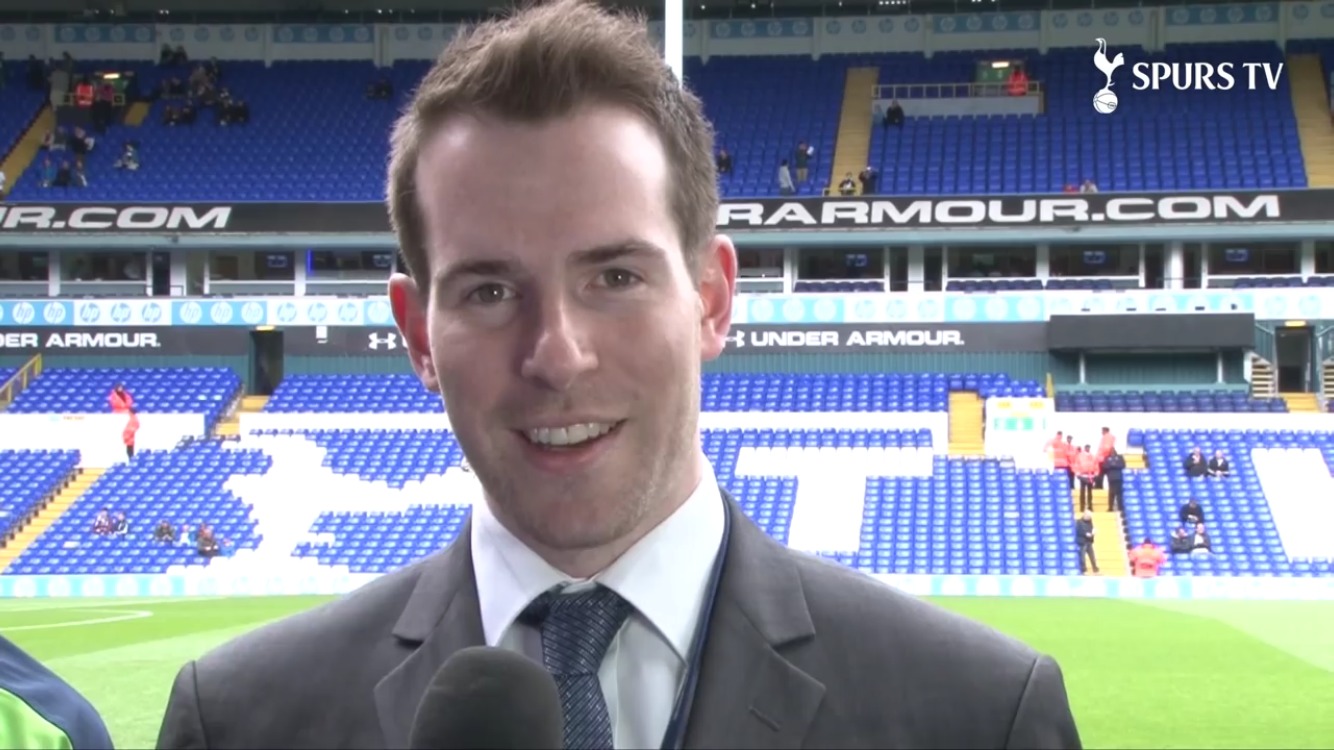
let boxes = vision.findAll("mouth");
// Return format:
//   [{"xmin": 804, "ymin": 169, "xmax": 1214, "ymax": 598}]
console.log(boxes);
[
  {"xmin": 512, "ymin": 420, "xmax": 626, "ymax": 475},
  {"xmin": 520, "ymin": 421, "xmax": 625, "ymax": 449}
]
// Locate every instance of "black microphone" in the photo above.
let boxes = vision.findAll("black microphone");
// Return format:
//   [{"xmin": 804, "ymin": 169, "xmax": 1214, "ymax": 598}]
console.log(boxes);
[{"xmin": 407, "ymin": 646, "xmax": 564, "ymax": 750}]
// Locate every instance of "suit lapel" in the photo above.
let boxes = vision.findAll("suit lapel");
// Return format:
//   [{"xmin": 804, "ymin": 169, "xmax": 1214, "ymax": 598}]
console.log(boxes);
[
  {"xmin": 373, "ymin": 520, "xmax": 486, "ymax": 750},
  {"xmin": 684, "ymin": 496, "xmax": 827, "ymax": 749}
]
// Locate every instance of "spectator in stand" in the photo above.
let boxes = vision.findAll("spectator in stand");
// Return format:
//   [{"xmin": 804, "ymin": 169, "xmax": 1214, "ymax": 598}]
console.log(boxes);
[
  {"xmin": 114, "ymin": 142, "xmax": 140, "ymax": 171},
  {"xmin": 91, "ymin": 508, "xmax": 112, "ymax": 536},
  {"xmin": 72, "ymin": 157, "xmax": 87, "ymax": 188},
  {"xmin": 838, "ymin": 172, "xmax": 856, "ymax": 196},
  {"xmin": 0, "ymin": 634, "xmax": 115, "ymax": 750},
  {"xmin": 1101, "ymin": 447, "xmax": 1126, "ymax": 512},
  {"xmin": 1079, "ymin": 179, "xmax": 1099, "ymax": 193},
  {"xmin": 793, "ymin": 140, "xmax": 812, "ymax": 183},
  {"xmin": 777, "ymin": 159, "xmax": 794, "ymax": 195},
  {"xmin": 1128, "ymin": 538, "xmax": 1167, "ymax": 578},
  {"xmin": 112, "ymin": 512, "xmax": 128, "ymax": 537},
  {"xmin": 1094, "ymin": 426, "xmax": 1115, "ymax": 489},
  {"xmin": 38, "ymin": 158, "xmax": 54, "ymax": 188},
  {"xmin": 715, "ymin": 148, "xmax": 732, "ymax": 176},
  {"xmin": 1189, "ymin": 523, "xmax": 1212, "ymax": 556},
  {"xmin": 1075, "ymin": 511, "xmax": 1099, "ymax": 575},
  {"xmin": 1074, "ymin": 444, "xmax": 1099, "ymax": 512},
  {"xmin": 1208, "ymin": 450, "xmax": 1230, "ymax": 477},
  {"xmin": 1179, "ymin": 497, "xmax": 1205, "ymax": 527},
  {"xmin": 882, "ymin": 98, "xmax": 904, "ymax": 129},
  {"xmin": 124, "ymin": 407, "xmax": 140, "ymax": 460},
  {"xmin": 858, "ymin": 165, "xmax": 878, "ymax": 195},
  {"xmin": 53, "ymin": 160, "xmax": 71, "ymax": 188},
  {"xmin": 196, "ymin": 525, "xmax": 220, "ymax": 558},
  {"xmin": 1183, "ymin": 447, "xmax": 1208, "ymax": 477},
  {"xmin": 1169, "ymin": 527, "xmax": 1191, "ymax": 554},
  {"xmin": 154, "ymin": 520, "xmax": 176, "ymax": 543},
  {"xmin": 109, "ymin": 383, "xmax": 133, "ymax": 413},
  {"xmin": 365, "ymin": 74, "xmax": 393, "ymax": 100},
  {"xmin": 1046, "ymin": 430, "xmax": 1072, "ymax": 490},
  {"xmin": 1062, "ymin": 183, "xmax": 1079, "ymax": 193}
]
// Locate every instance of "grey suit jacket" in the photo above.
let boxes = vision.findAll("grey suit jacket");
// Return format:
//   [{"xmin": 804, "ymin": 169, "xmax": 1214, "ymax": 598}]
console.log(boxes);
[{"xmin": 156, "ymin": 496, "xmax": 1082, "ymax": 749}]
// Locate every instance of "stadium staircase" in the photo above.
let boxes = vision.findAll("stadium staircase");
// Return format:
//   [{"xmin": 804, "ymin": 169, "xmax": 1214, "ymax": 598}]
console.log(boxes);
[
  {"xmin": 947, "ymin": 391, "xmax": 985, "ymax": 456},
  {"xmin": 214, "ymin": 395, "xmax": 269, "ymax": 438},
  {"xmin": 1324, "ymin": 361, "xmax": 1334, "ymax": 409},
  {"xmin": 0, "ymin": 468, "xmax": 103, "ymax": 574},
  {"xmin": 1280, "ymin": 392, "xmax": 1322, "ymax": 413},
  {"xmin": 0, "ymin": 104, "xmax": 54, "ymax": 193},
  {"xmin": 0, "ymin": 354, "xmax": 43, "ymax": 411},
  {"xmin": 827, "ymin": 66, "xmax": 879, "ymax": 195},
  {"xmin": 1250, "ymin": 354, "xmax": 1277, "ymax": 399},
  {"xmin": 1287, "ymin": 53, "xmax": 1334, "ymax": 188},
  {"xmin": 1070, "ymin": 487, "xmax": 1129, "ymax": 576},
  {"xmin": 123, "ymin": 102, "xmax": 151, "ymax": 127}
]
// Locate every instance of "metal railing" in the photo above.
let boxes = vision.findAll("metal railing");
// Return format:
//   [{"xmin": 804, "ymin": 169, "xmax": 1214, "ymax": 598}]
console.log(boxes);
[
  {"xmin": 0, "ymin": 354, "xmax": 43, "ymax": 412},
  {"xmin": 873, "ymin": 80, "xmax": 1044, "ymax": 100}
]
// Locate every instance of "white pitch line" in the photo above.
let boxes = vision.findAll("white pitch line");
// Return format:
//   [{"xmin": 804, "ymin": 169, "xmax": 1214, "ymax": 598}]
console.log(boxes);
[
  {"xmin": 0, "ymin": 608, "xmax": 154, "ymax": 632},
  {"xmin": 0, "ymin": 596, "xmax": 227, "ymax": 613}
]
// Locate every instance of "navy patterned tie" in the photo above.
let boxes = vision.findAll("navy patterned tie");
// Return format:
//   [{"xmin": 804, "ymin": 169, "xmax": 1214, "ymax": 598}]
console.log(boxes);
[{"xmin": 522, "ymin": 585, "xmax": 634, "ymax": 750}]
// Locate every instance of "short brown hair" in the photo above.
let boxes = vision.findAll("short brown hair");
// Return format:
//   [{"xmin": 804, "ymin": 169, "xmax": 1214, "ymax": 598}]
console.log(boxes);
[{"xmin": 386, "ymin": 0, "xmax": 718, "ymax": 286}]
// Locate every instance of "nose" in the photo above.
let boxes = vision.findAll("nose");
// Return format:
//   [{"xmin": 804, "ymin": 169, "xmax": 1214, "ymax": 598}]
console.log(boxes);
[{"xmin": 519, "ymin": 299, "xmax": 598, "ymax": 392}]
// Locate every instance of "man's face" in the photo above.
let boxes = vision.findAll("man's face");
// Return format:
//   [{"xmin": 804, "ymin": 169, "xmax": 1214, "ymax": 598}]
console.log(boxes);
[{"xmin": 391, "ymin": 103, "xmax": 736, "ymax": 567}]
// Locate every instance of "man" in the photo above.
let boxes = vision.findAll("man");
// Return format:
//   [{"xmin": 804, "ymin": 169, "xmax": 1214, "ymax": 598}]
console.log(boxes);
[
  {"xmin": 1207, "ymin": 450, "xmax": 1230, "ymax": 477},
  {"xmin": 1075, "ymin": 511, "xmax": 1099, "ymax": 575},
  {"xmin": 0, "ymin": 634, "xmax": 114, "ymax": 749},
  {"xmin": 1179, "ymin": 497, "xmax": 1206, "ymax": 527},
  {"xmin": 1101, "ymin": 447, "xmax": 1126, "ymax": 512},
  {"xmin": 1074, "ymin": 444, "xmax": 1099, "ymax": 513},
  {"xmin": 1128, "ymin": 538, "xmax": 1166, "ymax": 578},
  {"xmin": 108, "ymin": 383, "xmax": 133, "ymax": 414},
  {"xmin": 155, "ymin": 3, "xmax": 1081, "ymax": 749},
  {"xmin": 1183, "ymin": 446, "xmax": 1208, "ymax": 477},
  {"xmin": 1045, "ymin": 430, "xmax": 1070, "ymax": 490}
]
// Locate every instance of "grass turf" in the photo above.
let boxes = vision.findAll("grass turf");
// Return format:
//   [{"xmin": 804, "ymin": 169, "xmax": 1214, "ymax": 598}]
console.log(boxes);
[{"xmin": 2, "ymin": 595, "xmax": 1331, "ymax": 748}]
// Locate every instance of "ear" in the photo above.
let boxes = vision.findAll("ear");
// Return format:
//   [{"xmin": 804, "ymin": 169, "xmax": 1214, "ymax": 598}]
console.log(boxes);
[
  {"xmin": 388, "ymin": 272, "xmax": 440, "ymax": 393},
  {"xmin": 698, "ymin": 234, "xmax": 738, "ymax": 362}
]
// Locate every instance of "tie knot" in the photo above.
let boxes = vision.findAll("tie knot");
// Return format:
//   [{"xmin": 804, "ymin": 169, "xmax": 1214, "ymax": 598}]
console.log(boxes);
[{"xmin": 524, "ymin": 585, "xmax": 633, "ymax": 676}]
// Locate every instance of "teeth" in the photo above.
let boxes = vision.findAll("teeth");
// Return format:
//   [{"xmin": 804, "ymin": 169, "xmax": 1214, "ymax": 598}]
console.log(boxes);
[{"xmin": 527, "ymin": 422, "xmax": 616, "ymax": 447}]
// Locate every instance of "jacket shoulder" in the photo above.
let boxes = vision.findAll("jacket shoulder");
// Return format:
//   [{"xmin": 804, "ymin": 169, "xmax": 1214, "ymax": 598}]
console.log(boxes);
[
  {"xmin": 190, "ymin": 558, "xmax": 428, "ymax": 691},
  {"xmin": 783, "ymin": 551, "xmax": 1064, "ymax": 746}
]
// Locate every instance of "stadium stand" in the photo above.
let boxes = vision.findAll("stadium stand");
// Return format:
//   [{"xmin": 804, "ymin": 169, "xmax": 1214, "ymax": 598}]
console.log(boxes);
[
  {"xmin": 1124, "ymin": 429, "xmax": 1334, "ymax": 578},
  {"xmin": 0, "ymin": 41, "xmax": 1305, "ymax": 200},
  {"xmin": 1055, "ymin": 390, "xmax": 1289, "ymax": 413},
  {"xmin": 869, "ymin": 42, "xmax": 1304, "ymax": 194},
  {"xmin": 4, "ymin": 441, "xmax": 265, "ymax": 576},
  {"xmin": 6, "ymin": 367, "xmax": 242, "ymax": 429},
  {"xmin": 0, "ymin": 450, "xmax": 80, "ymax": 541}
]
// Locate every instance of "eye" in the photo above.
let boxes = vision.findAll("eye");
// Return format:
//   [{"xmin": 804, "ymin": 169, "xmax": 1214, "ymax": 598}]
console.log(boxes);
[
  {"xmin": 598, "ymin": 268, "xmax": 642, "ymax": 288},
  {"xmin": 465, "ymin": 283, "xmax": 514, "ymax": 305}
]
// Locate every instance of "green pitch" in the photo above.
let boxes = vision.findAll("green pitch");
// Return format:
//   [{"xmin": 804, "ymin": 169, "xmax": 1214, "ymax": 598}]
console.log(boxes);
[{"xmin": 3, "ymin": 595, "xmax": 1332, "ymax": 749}]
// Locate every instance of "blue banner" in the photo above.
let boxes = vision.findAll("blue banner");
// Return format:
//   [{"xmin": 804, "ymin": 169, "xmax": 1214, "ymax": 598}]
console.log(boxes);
[{"xmin": 1, "ymin": 289, "xmax": 1331, "ymax": 328}]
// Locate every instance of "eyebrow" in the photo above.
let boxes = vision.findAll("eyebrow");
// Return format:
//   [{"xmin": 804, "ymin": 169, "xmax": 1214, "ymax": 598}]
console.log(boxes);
[{"xmin": 432, "ymin": 239, "xmax": 668, "ymax": 291}]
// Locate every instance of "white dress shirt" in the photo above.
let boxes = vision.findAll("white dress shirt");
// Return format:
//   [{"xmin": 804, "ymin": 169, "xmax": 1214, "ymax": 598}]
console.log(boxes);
[{"xmin": 471, "ymin": 457, "xmax": 726, "ymax": 750}]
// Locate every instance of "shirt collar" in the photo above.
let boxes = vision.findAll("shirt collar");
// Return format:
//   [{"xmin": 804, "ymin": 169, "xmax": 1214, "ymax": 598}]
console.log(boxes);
[{"xmin": 472, "ymin": 455, "xmax": 725, "ymax": 661}]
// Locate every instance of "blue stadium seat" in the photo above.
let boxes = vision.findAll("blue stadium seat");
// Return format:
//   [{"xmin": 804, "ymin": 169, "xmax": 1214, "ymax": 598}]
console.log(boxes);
[
  {"xmin": 2, "ymin": 41, "xmax": 1303, "ymax": 200},
  {"xmin": 1123, "ymin": 429, "xmax": 1334, "ymax": 578},
  {"xmin": 1054, "ymin": 390, "xmax": 1285, "ymax": 413},
  {"xmin": 8, "ymin": 367, "xmax": 242, "ymax": 428},
  {"xmin": 0, "ymin": 450, "xmax": 80, "ymax": 539},
  {"xmin": 265, "ymin": 372, "xmax": 1045, "ymax": 413},
  {"xmin": 4, "ymin": 441, "xmax": 266, "ymax": 576}
]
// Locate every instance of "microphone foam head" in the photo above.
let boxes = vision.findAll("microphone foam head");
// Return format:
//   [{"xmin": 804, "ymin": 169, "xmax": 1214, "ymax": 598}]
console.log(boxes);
[{"xmin": 408, "ymin": 646, "xmax": 563, "ymax": 750}]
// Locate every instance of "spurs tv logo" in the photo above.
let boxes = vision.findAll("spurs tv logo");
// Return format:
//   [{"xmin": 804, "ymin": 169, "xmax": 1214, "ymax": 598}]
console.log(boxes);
[
  {"xmin": 1092, "ymin": 38, "xmax": 1285, "ymax": 115},
  {"xmin": 1093, "ymin": 38, "xmax": 1125, "ymax": 114}
]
